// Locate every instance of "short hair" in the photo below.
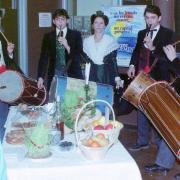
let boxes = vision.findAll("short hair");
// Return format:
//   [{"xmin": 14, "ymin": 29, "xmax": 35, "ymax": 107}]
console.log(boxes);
[
  {"xmin": 144, "ymin": 5, "xmax": 161, "ymax": 17},
  {"xmin": 90, "ymin": 10, "xmax": 109, "ymax": 26},
  {"xmin": 52, "ymin": 9, "xmax": 69, "ymax": 19}
]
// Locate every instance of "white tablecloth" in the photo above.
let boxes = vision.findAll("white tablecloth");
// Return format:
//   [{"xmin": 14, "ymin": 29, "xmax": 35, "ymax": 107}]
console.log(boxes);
[{"xmin": 3, "ymin": 107, "xmax": 142, "ymax": 180}]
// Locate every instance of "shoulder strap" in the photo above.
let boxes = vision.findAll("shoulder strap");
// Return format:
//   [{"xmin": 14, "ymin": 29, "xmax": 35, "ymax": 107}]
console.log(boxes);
[{"xmin": 149, "ymin": 57, "xmax": 158, "ymax": 73}]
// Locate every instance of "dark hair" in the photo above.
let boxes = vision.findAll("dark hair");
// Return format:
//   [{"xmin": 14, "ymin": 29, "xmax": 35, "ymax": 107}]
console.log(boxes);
[
  {"xmin": 52, "ymin": 9, "xmax": 69, "ymax": 19},
  {"xmin": 144, "ymin": 5, "xmax": 161, "ymax": 17},
  {"xmin": 91, "ymin": 10, "xmax": 109, "ymax": 26}
]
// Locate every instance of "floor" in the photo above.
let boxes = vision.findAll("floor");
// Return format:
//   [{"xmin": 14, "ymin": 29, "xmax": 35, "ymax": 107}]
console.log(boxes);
[{"xmin": 118, "ymin": 125, "xmax": 180, "ymax": 180}]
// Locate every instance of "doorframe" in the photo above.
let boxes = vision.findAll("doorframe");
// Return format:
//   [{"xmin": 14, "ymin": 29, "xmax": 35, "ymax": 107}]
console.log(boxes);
[{"xmin": 18, "ymin": 0, "xmax": 28, "ymax": 75}]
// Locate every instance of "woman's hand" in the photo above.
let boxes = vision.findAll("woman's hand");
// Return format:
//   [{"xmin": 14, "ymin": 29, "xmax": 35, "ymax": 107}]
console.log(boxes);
[{"xmin": 115, "ymin": 77, "xmax": 124, "ymax": 89}]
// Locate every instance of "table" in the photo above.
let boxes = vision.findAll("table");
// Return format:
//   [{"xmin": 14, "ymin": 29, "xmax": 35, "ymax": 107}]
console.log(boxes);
[{"xmin": 3, "ymin": 107, "xmax": 142, "ymax": 180}]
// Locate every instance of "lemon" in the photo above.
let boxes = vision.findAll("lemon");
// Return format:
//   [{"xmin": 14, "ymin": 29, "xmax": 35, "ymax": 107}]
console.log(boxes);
[{"xmin": 92, "ymin": 120, "xmax": 100, "ymax": 126}]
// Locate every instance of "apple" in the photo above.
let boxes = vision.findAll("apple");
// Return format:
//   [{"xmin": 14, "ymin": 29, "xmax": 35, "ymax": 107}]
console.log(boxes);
[
  {"xmin": 94, "ymin": 125, "xmax": 104, "ymax": 130},
  {"xmin": 105, "ymin": 123, "xmax": 113, "ymax": 130},
  {"xmin": 95, "ymin": 133, "xmax": 105, "ymax": 139},
  {"xmin": 98, "ymin": 138, "xmax": 109, "ymax": 147}
]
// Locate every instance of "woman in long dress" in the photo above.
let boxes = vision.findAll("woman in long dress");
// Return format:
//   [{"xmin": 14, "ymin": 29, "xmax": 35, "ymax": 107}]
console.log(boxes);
[{"xmin": 82, "ymin": 11, "xmax": 123, "ymax": 89}]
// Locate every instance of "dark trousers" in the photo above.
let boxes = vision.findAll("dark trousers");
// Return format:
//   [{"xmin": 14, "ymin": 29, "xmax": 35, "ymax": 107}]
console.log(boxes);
[
  {"xmin": 137, "ymin": 110, "xmax": 161, "ymax": 146},
  {"xmin": 155, "ymin": 139, "xmax": 175, "ymax": 169}
]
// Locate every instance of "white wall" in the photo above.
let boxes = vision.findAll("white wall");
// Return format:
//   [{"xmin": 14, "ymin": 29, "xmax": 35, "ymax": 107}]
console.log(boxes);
[{"xmin": 77, "ymin": 0, "xmax": 112, "ymax": 16}]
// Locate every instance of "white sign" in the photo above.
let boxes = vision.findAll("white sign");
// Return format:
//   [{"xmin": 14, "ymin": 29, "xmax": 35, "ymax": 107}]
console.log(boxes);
[
  {"xmin": 103, "ymin": 6, "xmax": 146, "ymax": 67},
  {"xmin": 39, "ymin": 12, "xmax": 52, "ymax": 27}
]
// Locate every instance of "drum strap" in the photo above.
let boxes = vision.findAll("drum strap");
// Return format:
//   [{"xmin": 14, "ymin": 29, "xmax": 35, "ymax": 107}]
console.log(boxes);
[
  {"xmin": 149, "ymin": 57, "xmax": 158, "ymax": 73},
  {"xmin": 144, "ymin": 50, "xmax": 151, "ymax": 73}
]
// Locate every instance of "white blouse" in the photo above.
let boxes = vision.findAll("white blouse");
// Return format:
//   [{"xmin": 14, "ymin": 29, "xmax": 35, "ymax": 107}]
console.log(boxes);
[{"xmin": 83, "ymin": 34, "xmax": 119, "ymax": 65}]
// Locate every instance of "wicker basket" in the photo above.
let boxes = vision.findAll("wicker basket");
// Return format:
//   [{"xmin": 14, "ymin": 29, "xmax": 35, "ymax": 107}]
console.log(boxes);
[{"xmin": 75, "ymin": 99, "xmax": 117, "ymax": 160}]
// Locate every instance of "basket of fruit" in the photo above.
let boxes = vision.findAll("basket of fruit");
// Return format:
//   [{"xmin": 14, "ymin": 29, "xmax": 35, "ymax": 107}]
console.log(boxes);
[{"xmin": 74, "ymin": 99, "xmax": 117, "ymax": 160}]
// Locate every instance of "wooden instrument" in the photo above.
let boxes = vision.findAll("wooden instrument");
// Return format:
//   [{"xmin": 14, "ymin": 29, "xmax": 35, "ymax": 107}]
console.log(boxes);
[
  {"xmin": 0, "ymin": 70, "xmax": 47, "ymax": 106},
  {"xmin": 123, "ymin": 72, "xmax": 180, "ymax": 158}
]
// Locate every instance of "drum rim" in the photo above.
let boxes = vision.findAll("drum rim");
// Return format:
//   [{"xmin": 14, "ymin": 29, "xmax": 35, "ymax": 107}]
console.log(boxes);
[
  {"xmin": 0, "ymin": 70, "xmax": 24, "ymax": 103},
  {"xmin": 0, "ymin": 70, "xmax": 47, "ymax": 105},
  {"xmin": 38, "ymin": 85, "xmax": 47, "ymax": 105}
]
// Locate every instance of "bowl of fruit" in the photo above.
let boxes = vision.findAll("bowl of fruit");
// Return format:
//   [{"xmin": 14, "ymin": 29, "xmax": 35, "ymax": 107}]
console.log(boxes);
[{"xmin": 75, "ymin": 99, "xmax": 117, "ymax": 160}]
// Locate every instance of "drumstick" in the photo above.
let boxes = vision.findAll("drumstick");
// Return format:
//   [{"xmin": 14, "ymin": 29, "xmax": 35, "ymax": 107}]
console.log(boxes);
[
  {"xmin": 172, "ymin": 40, "xmax": 180, "ymax": 47},
  {"xmin": 0, "ymin": 31, "xmax": 9, "ymax": 43}
]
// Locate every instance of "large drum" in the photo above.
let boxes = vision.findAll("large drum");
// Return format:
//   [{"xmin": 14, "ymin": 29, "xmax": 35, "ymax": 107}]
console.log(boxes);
[
  {"xmin": 122, "ymin": 72, "xmax": 155, "ymax": 108},
  {"xmin": 0, "ymin": 70, "xmax": 47, "ymax": 106},
  {"xmin": 123, "ymin": 72, "xmax": 180, "ymax": 158}
]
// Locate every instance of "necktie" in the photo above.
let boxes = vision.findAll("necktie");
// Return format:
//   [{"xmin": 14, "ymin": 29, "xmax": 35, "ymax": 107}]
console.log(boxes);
[
  {"xmin": 56, "ymin": 31, "xmax": 66, "ymax": 70},
  {"xmin": 58, "ymin": 31, "xmax": 63, "ymax": 38},
  {"xmin": 149, "ymin": 29, "xmax": 157, "ymax": 39}
]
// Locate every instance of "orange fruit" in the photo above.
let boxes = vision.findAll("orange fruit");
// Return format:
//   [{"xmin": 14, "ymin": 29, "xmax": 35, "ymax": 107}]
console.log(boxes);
[
  {"xmin": 87, "ymin": 138, "xmax": 94, "ymax": 146},
  {"xmin": 90, "ymin": 141, "xmax": 101, "ymax": 148}
]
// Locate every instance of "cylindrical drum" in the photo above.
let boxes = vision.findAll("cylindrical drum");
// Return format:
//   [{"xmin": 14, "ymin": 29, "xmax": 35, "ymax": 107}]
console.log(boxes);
[
  {"xmin": 122, "ymin": 72, "xmax": 155, "ymax": 108},
  {"xmin": 0, "ymin": 70, "xmax": 46, "ymax": 106},
  {"xmin": 123, "ymin": 71, "xmax": 180, "ymax": 159}
]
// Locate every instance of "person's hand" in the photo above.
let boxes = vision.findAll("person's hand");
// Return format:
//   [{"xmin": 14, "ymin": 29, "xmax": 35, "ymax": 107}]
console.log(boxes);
[
  {"xmin": 127, "ymin": 65, "xmax": 135, "ymax": 79},
  {"xmin": 115, "ymin": 77, "xmax": 124, "ymax": 89},
  {"xmin": 143, "ymin": 35, "xmax": 155, "ymax": 51},
  {"xmin": 58, "ymin": 37, "xmax": 70, "ymax": 53},
  {"xmin": 37, "ymin": 77, "xmax": 44, "ymax": 89},
  {"xmin": 163, "ymin": 45, "xmax": 177, "ymax": 62},
  {"xmin": 7, "ymin": 42, "xmax": 15, "ymax": 57},
  {"xmin": 62, "ymin": 66, "xmax": 67, "ymax": 76}
]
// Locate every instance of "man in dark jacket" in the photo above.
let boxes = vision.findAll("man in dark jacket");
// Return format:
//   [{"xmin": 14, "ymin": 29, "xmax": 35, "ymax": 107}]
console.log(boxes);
[
  {"xmin": 127, "ymin": 5, "xmax": 175, "ymax": 152},
  {"xmin": 37, "ymin": 9, "xmax": 83, "ymax": 91}
]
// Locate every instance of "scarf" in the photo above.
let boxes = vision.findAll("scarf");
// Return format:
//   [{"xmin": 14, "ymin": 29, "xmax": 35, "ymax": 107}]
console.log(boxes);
[{"xmin": 83, "ymin": 34, "xmax": 119, "ymax": 65}]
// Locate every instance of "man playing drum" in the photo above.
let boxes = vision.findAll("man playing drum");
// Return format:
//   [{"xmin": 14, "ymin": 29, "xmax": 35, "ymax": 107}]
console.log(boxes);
[
  {"xmin": 127, "ymin": 5, "xmax": 175, "ymax": 173},
  {"xmin": 144, "ymin": 45, "xmax": 180, "ymax": 179},
  {"xmin": 0, "ymin": 32, "xmax": 16, "ymax": 141}
]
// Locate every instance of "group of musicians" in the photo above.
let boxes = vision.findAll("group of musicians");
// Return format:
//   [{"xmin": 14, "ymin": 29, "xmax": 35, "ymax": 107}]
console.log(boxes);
[{"xmin": 0, "ymin": 4, "xmax": 179, "ymax": 179}]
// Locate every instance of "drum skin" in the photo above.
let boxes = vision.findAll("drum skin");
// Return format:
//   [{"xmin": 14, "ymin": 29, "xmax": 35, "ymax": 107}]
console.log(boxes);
[
  {"xmin": 0, "ymin": 70, "xmax": 47, "ymax": 106},
  {"xmin": 123, "ymin": 71, "xmax": 180, "ymax": 159}
]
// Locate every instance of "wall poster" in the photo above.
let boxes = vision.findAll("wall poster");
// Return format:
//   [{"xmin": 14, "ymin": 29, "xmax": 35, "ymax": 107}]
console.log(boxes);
[{"xmin": 103, "ymin": 5, "xmax": 146, "ymax": 67}]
